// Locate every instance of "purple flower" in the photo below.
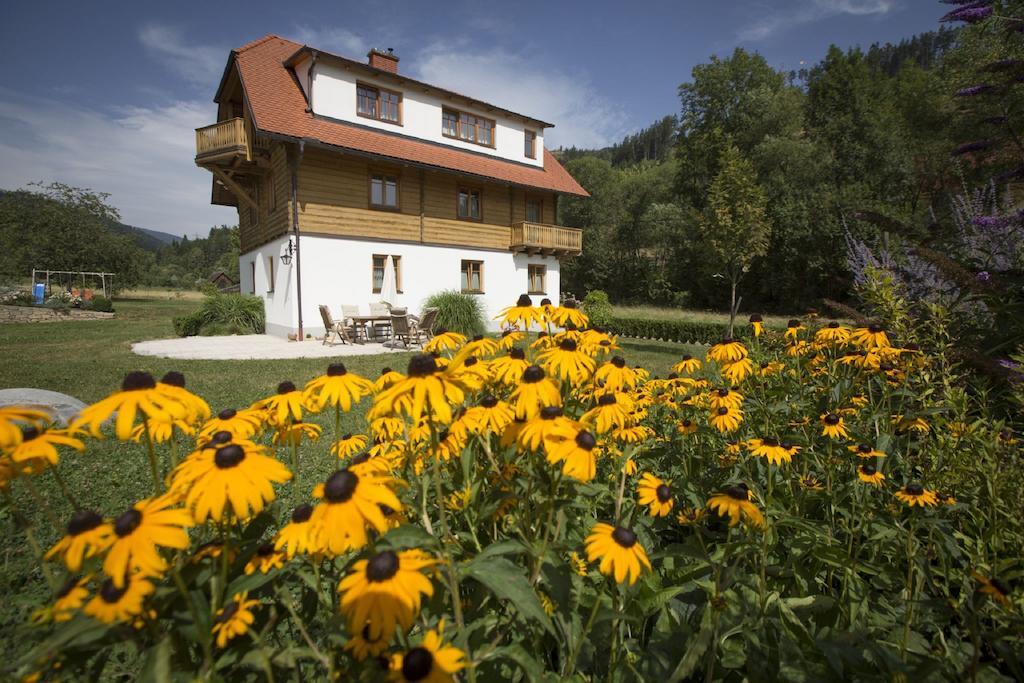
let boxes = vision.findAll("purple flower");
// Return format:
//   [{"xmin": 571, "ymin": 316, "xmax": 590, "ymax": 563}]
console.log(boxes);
[
  {"xmin": 956, "ymin": 84, "xmax": 994, "ymax": 97},
  {"xmin": 942, "ymin": 4, "xmax": 993, "ymax": 23},
  {"xmin": 952, "ymin": 140, "xmax": 992, "ymax": 156},
  {"xmin": 973, "ymin": 216, "xmax": 1003, "ymax": 228},
  {"xmin": 976, "ymin": 271, "xmax": 990, "ymax": 282}
]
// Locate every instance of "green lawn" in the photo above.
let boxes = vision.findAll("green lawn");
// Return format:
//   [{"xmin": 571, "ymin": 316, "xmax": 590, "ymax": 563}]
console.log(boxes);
[
  {"xmin": 612, "ymin": 304, "xmax": 806, "ymax": 327},
  {"xmin": 0, "ymin": 296, "xmax": 700, "ymax": 651}
]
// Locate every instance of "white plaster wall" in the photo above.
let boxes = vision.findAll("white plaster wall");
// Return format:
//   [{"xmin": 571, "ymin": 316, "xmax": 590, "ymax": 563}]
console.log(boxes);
[
  {"xmin": 239, "ymin": 234, "xmax": 298, "ymax": 337},
  {"xmin": 259, "ymin": 234, "xmax": 561, "ymax": 337},
  {"xmin": 311, "ymin": 63, "xmax": 545, "ymax": 168},
  {"xmin": 293, "ymin": 55, "xmax": 312, "ymax": 101}
]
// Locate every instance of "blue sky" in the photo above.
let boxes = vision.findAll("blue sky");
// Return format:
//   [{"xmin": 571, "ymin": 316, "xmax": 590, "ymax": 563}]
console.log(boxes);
[{"xmin": 0, "ymin": 0, "xmax": 942, "ymax": 237}]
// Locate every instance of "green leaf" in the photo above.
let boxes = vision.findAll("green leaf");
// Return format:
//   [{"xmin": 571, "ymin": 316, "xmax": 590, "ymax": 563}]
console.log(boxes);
[
  {"xmin": 382, "ymin": 524, "xmax": 439, "ymax": 550},
  {"xmin": 484, "ymin": 643, "xmax": 546, "ymax": 680},
  {"xmin": 138, "ymin": 635, "xmax": 171, "ymax": 683},
  {"xmin": 462, "ymin": 556, "xmax": 555, "ymax": 635},
  {"xmin": 668, "ymin": 606, "xmax": 714, "ymax": 682}
]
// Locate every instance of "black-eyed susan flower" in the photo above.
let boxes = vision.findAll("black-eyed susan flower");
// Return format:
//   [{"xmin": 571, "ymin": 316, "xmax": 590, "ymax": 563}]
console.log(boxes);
[
  {"xmin": 8, "ymin": 426, "xmax": 83, "ymax": 466},
  {"xmin": 820, "ymin": 413, "xmax": 849, "ymax": 440},
  {"xmin": 707, "ymin": 484, "xmax": 764, "ymax": 528},
  {"xmin": 50, "ymin": 575, "xmax": 90, "ymax": 622},
  {"xmin": 545, "ymin": 425, "xmax": 599, "ymax": 481},
  {"xmin": 594, "ymin": 356, "xmax": 638, "ymax": 393},
  {"xmin": 550, "ymin": 300, "xmax": 589, "ymax": 329},
  {"xmin": 199, "ymin": 407, "xmax": 265, "ymax": 441},
  {"xmin": 464, "ymin": 334, "xmax": 499, "ymax": 357},
  {"xmin": 848, "ymin": 443, "xmax": 886, "ymax": 458},
  {"xmin": 747, "ymin": 437, "xmax": 792, "ymax": 466},
  {"xmin": 272, "ymin": 419, "xmax": 322, "ymax": 448},
  {"xmin": 461, "ymin": 395, "xmax": 515, "ymax": 436},
  {"xmin": 676, "ymin": 507, "xmax": 704, "ymax": 526},
  {"xmin": 84, "ymin": 574, "xmax": 155, "ymax": 624},
  {"xmin": 584, "ymin": 523, "xmax": 651, "ymax": 585},
  {"xmin": 798, "ymin": 474, "xmax": 825, "ymax": 491},
  {"xmin": 498, "ymin": 329, "xmax": 526, "ymax": 351},
  {"xmin": 538, "ymin": 338, "xmax": 596, "ymax": 385},
  {"xmin": 517, "ymin": 406, "xmax": 573, "ymax": 452},
  {"xmin": 677, "ymin": 418, "xmax": 698, "ymax": 435},
  {"xmin": 370, "ymin": 355, "xmax": 465, "ymax": 425},
  {"xmin": 155, "ymin": 372, "xmax": 210, "ymax": 424},
  {"xmin": 129, "ymin": 417, "xmax": 195, "ymax": 444},
  {"xmin": 509, "ymin": 365, "xmax": 562, "ymax": 420},
  {"xmin": 971, "ymin": 571, "xmax": 1013, "ymax": 608},
  {"xmin": 496, "ymin": 294, "xmax": 544, "ymax": 330},
  {"xmin": 759, "ymin": 361, "xmax": 785, "ymax": 377},
  {"xmin": 45, "ymin": 510, "xmax": 113, "ymax": 572},
  {"xmin": 893, "ymin": 414, "xmax": 930, "ymax": 434},
  {"xmin": 895, "ymin": 483, "xmax": 938, "ymax": 507},
  {"xmin": 274, "ymin": 503, "xmax": 319, "ymax": 559},
  {"xmin": 424, "ymin": 330, "xmax": 468, "ymax": 355},
  {"xmin": 710, "ymin": 406, "xmax": 743, "ymax": 433},
  {"xmin": 707, "ymin": 339, "xmax": 747, "ymax": 364},
  {"xmin": 374, "ymin": 367, "xmax": 405, "ymax": 393},
  {"xmin": 73, "ymin": 371, "xmax": 188, "ymax": 440},
  {"xmin": 0, "ymin": 406, "xmax": 49, "ymax": 450},
  {"xmin": 388, "ymin": 620, "xmax": 466, "ymax": 682},
  {"xmin": 245, "ymin": 542, "xmax": 286, "ymax": 574},
  {"xmin": 104, "ymin": 493, "xmax": 191, "ymax": 586},
  {"xmin": 370, "ymin": 416, "xmax": 405, "ymax": 441},
  {"xmin": 784, "ymin": 319, "xmax": 804, "ymax": 342},
  {"xmin": 708, "ymin": 387, "xmax": 744, "ymax": 411},
  {"xmin": 312, "ymin": 468, "xmax": 402, "ymax": 556},
  {"xmin": 849, "ymin": 323, "xmax": 890, "ymax": 349},
  {"xmin": 570, "ymin": 551, "xmax": 588, "ymax": 576},
  {"xmin": 333, "ymin": 433, "xmax": 368, "ymax": 459},
  {"xmin": 338, "ymin": 548, "xmax": 436, "ymax": 642},
  {"xmin": 580, "ymin": 393, "xmax": 632, "ymax": 434},
  {"xmin": 304, "ymin": 363, "xmax": 374, "ymax": 412},
  {"xmin": 721, "ymin": 358, "xmax": 754, "ymax": 384},
  {"xmin": 857, "ymin": 463, "xmax": 886, "ymax": 486},
  {"xmin": 749, "ymin": 313, "xmax": 764, "ymax": 337},
  {"xmin": 611, "ymin": 424, "xmax": 653, "ymax": 444},
  {"xmin": 345, "ymin": 624, "xmax": 390, "ymax": 661},
  {"xmin": 171, "ymin": 436, "xmax": 292, "ymax": 524},
  {"xmin": 815, "ymin": 321, "xmax": 850, "ymax": 344},
  {"xmin": 212, "ymin": 592, "xmax": 259, "ymax": 648},
  {"xmin": 637, "ymin": 473, "xmax": 674, "ymax": 517},
  {"xmin": 253, "ymin": 381, "xmax": 310, "ymax": 427},
  {"xmin": 672, "ymin": 355, "xmax": 702, "ymax": 375},
  {"xmin": 490, "ymin": 347, "xmax": 530, "ymax": 387}
]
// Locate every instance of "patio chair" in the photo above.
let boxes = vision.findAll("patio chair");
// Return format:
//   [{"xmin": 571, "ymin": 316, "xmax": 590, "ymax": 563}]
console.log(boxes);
[
  {"xmin": 319, "ymin": 305, "xmax": 351, "ymax": 346},
  {"xmin": 370, "ymin": 302, "xmax": 393, "ymax": 341},
  {"xmin": 341, "ymin": 304, "xmax": 362, "ymax": 341},
  {"xmin": 410, "ymin": 307, "xmax": 438, "ymax": 345}
]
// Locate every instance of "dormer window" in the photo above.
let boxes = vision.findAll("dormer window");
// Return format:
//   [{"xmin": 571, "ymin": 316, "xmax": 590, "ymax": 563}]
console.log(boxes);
[
  {"xmin": 442, "ymin": 108, "xmax": 495, "ymax": 148},
  {"xmin": 356, "ymin": 83, "xmax": 401, "ymax": 124},
  {"xmin": 525, "ymin": 130, "xmax": 537, "ymax": 159}
]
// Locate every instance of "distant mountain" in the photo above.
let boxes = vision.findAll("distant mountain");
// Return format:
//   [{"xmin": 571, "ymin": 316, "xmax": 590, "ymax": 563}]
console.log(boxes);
[
  {"xmin": 106, "ymin": 221, "xmax": 180, "ymax": 252},
  {"xmin": 555, "ymin": 115, "xmax": 679, "ymax": 168}
]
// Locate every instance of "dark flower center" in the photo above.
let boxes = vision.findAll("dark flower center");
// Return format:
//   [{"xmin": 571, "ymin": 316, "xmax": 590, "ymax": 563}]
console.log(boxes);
[
  {"xmin": 575, "ymin": 430, "xmax": 596, "ymax": 450},
  {"xmin": 215, "ymin": 601, "xmax": 240, "ymax": 623},
  {"xmin": 20, "ymin": 425, "xmax": 40, "ymax": 441},
  {"xmin": 57, "ymin": 576, "xmax": 81, "ymax": 599},
  {"xmin": 66, "ymin": 509, "xmax": 103, "ymax": 535},
  {"xmin": 540, "ymin": 298, "xmax": 553, "ymax": 306},
  {"xmin": 366, "ymin": 550, "xmax": 400, "ymax": 581},
  {"xmin": 510, "ymin": 347, "xmax": 526, "ymax": 360},
  {"xmin": 352, "ymin": 452, "xmax": 371, "ymax": 465},
  {"xmin": 257, "ymin": 542, "xmax": 275, "ymax": 557},
  {"xmin": 407, "ymin": 355, "xmax": 438, "ymax": 378},
  {"xmin": 522, "ymin": 365, "xmax": 545, "ymax": 383},
  {"xmin": 215, "ymin": 444, "xmax": 246, "ymax": 468},
  {"xmin": 291, "ymin": 504, "xmax": 313, "ymax": 523},
  {"xmin": 762, "ymin": 437, "xmax": 779, "ymax": 447},
  {"xmin": 597, "ymin": 394, "xmax": 616, "ymax": 406},
  {"xmin": 667, "ymin": 372, "xmax": 679, "ymax": 380},
  {"xmin": 681, "ymin": 419, "xmax": 693, "ymax": 427},
  {"xmin": 725, "ymin": 484, "xmax": 750, "ymax": 500},
  {"xmin": 824, "ymin": 414, "xmax": 840, "ymax": 425},
  {"xmin": 324, "ymin": 470, "xmax": 359, "ymax": 503},
  {"xmin": 868, "ymin": 324, "xmax": 883, "ymax": 333},
  {"xmin": 277, "ymin": 381, "xmax": 296, "ymax": 394},
  {"xmin": 379, "ymin": 504, "xmax": 395, "ymax": 516},
  {"xmin": 327, "ymin": 363, "xmax": 348, "ymax": 376},
  {"xmin": 540, "ymin": 406, "xmax": 563, "ymax": 420},
  {"xmin": 828, "ymin": 321, "xmax": 840, "ymax": 329},
  {"xmin": 114, "ymin": 509, "xmax": 143, "ymax": 537},
  {"xmin": 480, "ymin": 395, "xmax": 498, "ymax": 408},
  {"xmin": 218, "ymin": 408, "xmax": 237, "ymax": 420},
  {"xmin": 402, "ymin": 647, "xmax": 434, "ymax": 681},
  {"xmin": 749, "ymin": 314, "xmax": 763, "ymax": 322},
  {"xmin": 787, "ymin": 320, "xmax": 800, "ymax": 328},
  {"xmin": 99, "ymin": 579, "xmax": 126, "ymax": 604},
  {"xmin": 905, "ymin": 342, "xmax": 920, "ymax": 351},
  {"xmin": 122, "ymin": 371, "xmax": 156, "ymax": 391},
  {"xmin": 208, "ymin": 431, "xmax": 233, "ymax": 447},
  {"xmin": 381, "ymin": 367, "xmax": 393, "ymax": 375},
  {"xmin": 656, "ymin": 484, "xmax": 671, "ymax": 503},
  {"xmin": 472, "ymin": 335, "xmax": 484, "ymax": 342},
  {"xmin": 161, "ymin": 371, "xmax": 186, "ymax": 387},
  {"xmin": 781, "ymin": 441, "xmax": 794, "ymax": 450},
  {"xmin": 719, "ymin": 338, "xmax": 735, "ymax": 345},
  {"xmin": 516, "ymin": 294, "xmax": 532, "ymax": 307},
  {"xmin": 681, "ymin": 355, "xmax": 692, "ymax": 361},
  {"xmin": 717, "ymin": 407, "xmax": 729, "ymax": 416},
  {"xmin": 559, "ymin": 339, "xmax": 578, "ymax": 352},
  {"xmin": 905, "ymin": 483, "xmax": 924, "ymax": 496},
  {"xmin": 611, "ymin": 356, "xmax": 626, "ymax": 368},
  {"xmin": 860, "ymin": 464, "xmax": 877, "ymax": 475},
  {"xmin": 611, "ymin": 526, "xmax": 637, "ymax": 548},
  {"xmin": 717, "ymin": 388, "xmax": 729, "ymax": 397},
  {"xmin": 563, "ymin": 300, "xmax": 577, "ymax": 309},
  {"xmin": 464, "ymin": 357, "xmax": 478, "ymax": 367}
]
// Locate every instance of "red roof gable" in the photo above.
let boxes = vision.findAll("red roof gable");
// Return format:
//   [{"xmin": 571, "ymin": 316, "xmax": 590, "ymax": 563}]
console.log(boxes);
[{"xmin": 232, "ymin": 35, "xmax": 588, "ymax": 197}]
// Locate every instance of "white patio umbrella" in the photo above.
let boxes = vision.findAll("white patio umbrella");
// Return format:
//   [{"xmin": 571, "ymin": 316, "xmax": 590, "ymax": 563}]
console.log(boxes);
[{"xmin": 379, "ymin": 256, "xmax": 398, "ymax": 307}]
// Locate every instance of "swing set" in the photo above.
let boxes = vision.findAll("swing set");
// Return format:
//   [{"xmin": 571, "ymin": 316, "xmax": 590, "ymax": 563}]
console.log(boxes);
[{"xmin": 30, "ymin": 269, "xmax": 115, "ymax": 300}]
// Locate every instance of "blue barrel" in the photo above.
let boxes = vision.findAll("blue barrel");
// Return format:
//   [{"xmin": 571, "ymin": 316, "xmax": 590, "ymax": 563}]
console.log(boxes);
[{"xmin": 33, "ymin": 283, "xmax": 45, "ymax": 303}]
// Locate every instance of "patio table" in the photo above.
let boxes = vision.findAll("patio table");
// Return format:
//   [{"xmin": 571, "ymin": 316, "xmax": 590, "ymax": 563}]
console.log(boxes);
[{"xmin": 347, "ymin": 314, "xmax": 392, "ymax": 343}]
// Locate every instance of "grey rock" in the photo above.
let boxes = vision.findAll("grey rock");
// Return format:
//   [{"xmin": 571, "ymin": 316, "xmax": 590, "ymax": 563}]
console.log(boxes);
[{"xmin": 0, "ymin": 388, "xmax": 88, "ymax": 425}]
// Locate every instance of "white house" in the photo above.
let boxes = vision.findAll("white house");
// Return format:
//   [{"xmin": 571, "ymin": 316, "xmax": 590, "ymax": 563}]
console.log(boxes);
[{"xmin": 194, "ymin": 35, "xmax": 588, "ymax": 338}]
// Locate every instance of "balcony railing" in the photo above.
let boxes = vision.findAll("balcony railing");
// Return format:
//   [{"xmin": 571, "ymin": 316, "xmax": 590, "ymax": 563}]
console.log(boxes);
[
  {"xmin": 195, "ymin": 118, "xmax": 249, "ymax": 162},
  {"xmin": 510, "ymin": 221, "xmax": 582, "ymax": 255}
]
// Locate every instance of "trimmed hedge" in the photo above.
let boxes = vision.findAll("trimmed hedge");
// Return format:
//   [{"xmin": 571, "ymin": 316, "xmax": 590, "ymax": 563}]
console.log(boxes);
[{"xmin": 603, "ymin": 316, "xmax": 779, "ymax": 345}]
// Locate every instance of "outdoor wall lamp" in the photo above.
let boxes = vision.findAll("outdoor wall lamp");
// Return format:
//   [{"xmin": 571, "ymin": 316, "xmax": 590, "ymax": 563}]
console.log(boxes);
[{"xmin": 280, "ymin": 239, "xmax": 295, "ymax": 266}]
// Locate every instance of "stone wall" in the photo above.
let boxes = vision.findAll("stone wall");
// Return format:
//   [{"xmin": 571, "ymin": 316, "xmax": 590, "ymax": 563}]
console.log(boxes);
[{"xmin": 0, "ymin": 305, "xmax": 115, "ymax": 323}]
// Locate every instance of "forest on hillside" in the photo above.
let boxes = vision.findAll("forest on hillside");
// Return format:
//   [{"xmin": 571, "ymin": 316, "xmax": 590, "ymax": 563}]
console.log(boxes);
[{"xmin": 554, "ymin": 24, "xmax": 1015, "ymax": 315}]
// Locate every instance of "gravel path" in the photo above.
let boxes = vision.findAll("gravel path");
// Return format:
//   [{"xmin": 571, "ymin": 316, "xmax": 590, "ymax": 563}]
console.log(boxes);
[{"xmin": 132, "ymin": 335, "xmax": 409, "ymax": 360}]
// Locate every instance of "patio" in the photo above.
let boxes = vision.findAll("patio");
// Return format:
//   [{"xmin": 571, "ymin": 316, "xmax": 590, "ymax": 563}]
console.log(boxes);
[{"xmin": 132, "ymin": 334, "xmax": 410, "ymax": 360}]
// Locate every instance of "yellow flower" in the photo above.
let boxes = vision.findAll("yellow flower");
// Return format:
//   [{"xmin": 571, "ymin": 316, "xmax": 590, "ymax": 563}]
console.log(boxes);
[
  {"xmin": 584, "ymin": 522, "xmax": 651, "ymax": 585},
  {"xmin": 388, "ymin": 620, "xmax": 466, "ymax": 682},
  {"xmin": 49, "ymin": 575, "xmax": 90, "ymax": 622},
  {"xmin": 677, "ymin": 418, "xmax": 698, "ymax": 435},
  {"xmin": 707, "ymin": 339, "xmax": 748, "ymax": 363},
  {"xmin": 611, "ymin": 424, "xmax": 653, "ymax": 444},
  {"xmin": 104, "ymin": 493, "xmax": 192, "ymax": 586},
  {"xmin": 849, "ymin": 324, "xmax": 890, "ymax": 349},
  {"xmin": 798, "ymin": 474, "xmax": 825, "ymax": 491},
  {"xmin": 272, "ymin": 419, "xmax": 322, "ymax": 447},
  {"xmin": 509, "ymin": 365, "xmax": 562, "ymax": 419},
  {"xmin": 73, "ymin": 371, "xmax": 188, "ymax": 440},
  {"xmin": 721, "ymin": 358, "xmax": 754, "ymax": 385},
  {"xmin": 333, "ymin": 433, "xmax": 369, "ymax": 459},
  {"xmin": 544, "ymin": 425, "xmax": 599, "ymax": 481},
  {"xmin": 580, "ymin": 393, "xmax": 633, "ymax": 434},
  {"xmin": 45, "ymin": 510, "xmax": 114, "ymax": 572},
  {"xmin": 0, "ymin": 406, "xmax": 49, "ymax": 450},
  {"xmin": 749, "ymin": 314, "xmax": 764, "ymax": 337},
  {"xmin": 570, "ymin": 551, "xmax": 588, "ymax": 576},
  {"xmin": 676, "ymin": 507, "xmax": 704, "ymax": 526},
  {"xmin": 747, "ymin": 437, "xmax": 792, "ymax": 466},
  {"xmin": 709, "ymin": 406, "xmax": 743, "ymax": 433},
  {"xmin": 245, "ymin": 542, "xmax": 287, "ymax": 574},
  {"xmin": 252, "ymin": 381, "xmax": 311, "ymax": 426},
  {"xmin": 637, "ymin": 473, "xmax": 674, "ymax": 517},
  {"xmin": 445, "ymin": 486, "xmax": 473, "ymax": 511},
  {"xmin": 212, "ymin": 592, "xmax": 259, "ymax": 648},
  {"xmin": 374, "ymin": 366, "xmax": 406, "ymax": 393},
  {"xmin": 820, "ymin": 413, "xmax": 849, "ymax": 440},
  {"xmin": 303, "ymin": 363, "xmax": 374, "ymax": 412},
  {"xmin": 848, "ymin": 443, "xmax": 886, "ymax": 458},
  {"xmin": 672, "ymin": 355, "xmax": 702, "ymax": 375},
  {"xmin": 490, "ymin": 348, "xmax": 530, "ymax": 387},
  {"xmin": 707, "ymin": 484, "xmax": 764, "ymax": 528},
  {"xmin": 496, "ymin": 294, "xmax": 544, "ymax": 330},
  {"xmin": 7, "ymin": 426, "xmax": 84, "ymax": 466},
  {"xmin": 424, "ymin": 330, "xmax": 468, "ymax": 354},
  {"xmin": 274, "ymin": 503, "xmax": 320, "ymax": 558},
  {"xmin": 370, "ymin": 355, "xmax": 466, "ymax": 425},
  {"xmin": 338, "ymin": 548, "xmax": 436, "ymax": 642},
  {"xmin": 311, "ymin": 468, "xmax": 403, "ymax": 555},
  {"xmin": 199, "ymin": 407, "xmax": 265, "ymax": 441},
  {"xmin": 155, "ymin": 372, "xmax": 210, "ymax": 424},
  {"xmin": 895, "ymin": 483, "xmax": 938, "ymax": 507},
  {"xmin": 815, "ymin": 322, "xmax": 850, "ymax": 344},
  {"xmin": 594, "ymin": 356, "xmax": 638, "ymax": 393},
  {"xmin": 549, "ymin": 301, "xmax": 589, "ymax": 328},
  {"xmin": 84, "ymin": 574, "xmax": 155, "ymax": 624},
  {"xmin": 708, "ymin": 387, "xmax": 744, "ymax": 411},
  {"xmin": 857, "ymin": 463, "xmax": 885, "ymax": 486},
  {"xmin": 538, "ymin": 338, "xmax": 596, "ymax": 385},
  {"xmin": 345, "ymin": 625, "xmax": 391, "ymax": 661},
  {"xmin": 461, "ymin": 395, "xmax": 515, "ymax": 436},
  {"xmin": 784, "ymin": 320, "xmax": 804, "ymax": 342}
]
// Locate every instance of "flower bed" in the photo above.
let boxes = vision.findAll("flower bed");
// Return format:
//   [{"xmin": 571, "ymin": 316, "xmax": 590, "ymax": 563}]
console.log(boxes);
[
  {"xmin": 1, "ymin": 301, "xmax": 1021, "ymax": 680},
  {"xmin": 0, "ymin": 304, "xmax": 114, "ymax": 323}
]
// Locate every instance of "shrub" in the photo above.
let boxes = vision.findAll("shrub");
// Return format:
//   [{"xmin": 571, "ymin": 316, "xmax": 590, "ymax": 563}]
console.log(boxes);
[
  {"xmin": 173, "ymin": 293, "xmax": 264, "ymax": 337},
  {"xmin": 0, "ymin": 289, "xmax": 35, "ymax": 307},
  {"xmin": 85, "ymin": 295, "xmax": 114, "ymax": 312},
  {"xmin": 581, "ymin": 290, "xmax": 613, "ymax": 328},
  {"xmin": 423, "ymin": 290, "xmax": 486, "ymax": 337},
  {"xmin": 603, "ymin": 315, "xmax": 778, "ymax": 344}
]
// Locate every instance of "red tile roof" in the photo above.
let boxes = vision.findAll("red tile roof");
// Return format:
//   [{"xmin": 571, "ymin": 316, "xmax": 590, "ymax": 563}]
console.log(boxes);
[{"xmin": 232, "ymin": 35, "xmax": 589, "ymax": 197}]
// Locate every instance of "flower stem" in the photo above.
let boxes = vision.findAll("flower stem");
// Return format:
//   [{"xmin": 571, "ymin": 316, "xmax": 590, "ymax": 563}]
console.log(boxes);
[{"xmin": 142, "ymin": 419, "xmax": 162, "ymax": 494}]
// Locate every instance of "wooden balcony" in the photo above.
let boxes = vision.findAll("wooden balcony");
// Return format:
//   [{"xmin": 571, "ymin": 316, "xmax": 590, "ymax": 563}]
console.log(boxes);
[
  {"xmin": 195, "ymin": 118, "xmax": 250, "ymax": 163},
  {"xmin": 510, "ymin": 221, "xmax": 582, "ymax": 256}
]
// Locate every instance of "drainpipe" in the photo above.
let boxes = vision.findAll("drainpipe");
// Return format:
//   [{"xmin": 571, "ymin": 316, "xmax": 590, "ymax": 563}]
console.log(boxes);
[
  {"xmin": 291, "ymin": 140, "xmax": 307, "ymax": 340},
  {"xmin": 305, "ymin": 50, "xmax": 319, "ymax": 113}
]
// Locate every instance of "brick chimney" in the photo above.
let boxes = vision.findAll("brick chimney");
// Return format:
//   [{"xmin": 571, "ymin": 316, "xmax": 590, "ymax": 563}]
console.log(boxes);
[{"xmin": 368, "ymin": 48, "xmax": 399, "ymax": 73}]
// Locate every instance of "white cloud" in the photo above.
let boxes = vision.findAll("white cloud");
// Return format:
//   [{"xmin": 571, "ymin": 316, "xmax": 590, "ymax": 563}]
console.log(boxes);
[
  {"xmin": 138, "ymin": 24, "xmax": 225, "ymax": 88},
  {"xmin": 413, "ymin": 44, "xmax": 627, "ymax": 150},
  {"xmin": 739, "ymin": 0, "xmax": 896, "ymax": 42},
  {"xmin": 291, "ymin": 26, "xmax": 369, "ymax": 58},
  {"xmin": 0, "ymin": 88, "xmax": 235, "ymax": 237}
]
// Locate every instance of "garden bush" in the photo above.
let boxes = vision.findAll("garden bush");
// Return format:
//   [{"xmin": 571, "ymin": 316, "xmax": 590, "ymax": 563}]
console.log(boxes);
[
  {"xmin": 603, "ymin": 314, "xmax": 781, "ymax": 344},
  {"xmin": 581, "ymin": 289, "xmax": 613, "ymax": 328},
  {"xmin": 2, "ymin": 301, "xmax": 1022, "ymax": 680},
  {"xmin": 423, "ymin": 289, "xmax": 486, "ymax": 337},
  {"xmin": 84, "ymin": 295, "xmax": 114, "ymax": 312},
  {"xmin": 173, "ymin": 293, "xmax": 264, "ymax": 337}
]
